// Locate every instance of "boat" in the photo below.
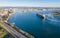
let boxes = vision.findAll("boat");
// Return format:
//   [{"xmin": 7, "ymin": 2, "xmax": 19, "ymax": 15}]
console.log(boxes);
[{"xmin": 36, "ymin": 14, "xmax": 45, "ymax": 19}]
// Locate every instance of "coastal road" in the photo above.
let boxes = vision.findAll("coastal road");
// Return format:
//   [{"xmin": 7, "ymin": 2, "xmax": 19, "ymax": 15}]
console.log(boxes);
[{"xmin": 1, "ymin": 19, "xmax": 27, "ymax": 38}]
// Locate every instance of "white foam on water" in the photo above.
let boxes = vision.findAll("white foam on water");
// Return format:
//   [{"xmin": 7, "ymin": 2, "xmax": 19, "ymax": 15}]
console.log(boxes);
[{"xmin": 42, "ymin": 13, "xmax": 60, "ymax": 25}]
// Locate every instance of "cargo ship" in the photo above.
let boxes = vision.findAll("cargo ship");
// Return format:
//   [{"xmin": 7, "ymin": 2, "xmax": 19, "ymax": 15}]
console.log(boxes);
[{"xmin": 36, "ymin": 14, "xmax": 45, "ymax": 19}]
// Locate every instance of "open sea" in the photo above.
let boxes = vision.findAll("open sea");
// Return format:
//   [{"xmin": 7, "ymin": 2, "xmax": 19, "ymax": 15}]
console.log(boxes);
[{"xmin": 8, "ymin": 10, "xmax": 60, "ymax": 38}]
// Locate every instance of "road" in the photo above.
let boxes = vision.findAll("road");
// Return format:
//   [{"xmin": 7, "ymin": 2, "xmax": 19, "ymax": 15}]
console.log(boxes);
[{"xmin": 1, "ymin": 19, "xmax": 27, "ymax": 38}]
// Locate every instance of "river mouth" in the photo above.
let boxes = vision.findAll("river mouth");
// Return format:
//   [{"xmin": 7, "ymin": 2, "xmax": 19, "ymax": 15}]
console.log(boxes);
[{"xmin": 8, "ymin": 10, "xmax": 60, "ymax": 38}]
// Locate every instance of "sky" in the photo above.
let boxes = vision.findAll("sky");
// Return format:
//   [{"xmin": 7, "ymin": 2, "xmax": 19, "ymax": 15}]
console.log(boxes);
[{"xmin": 0, "ymin": 0, "xmax": 60, "ymax": 7}]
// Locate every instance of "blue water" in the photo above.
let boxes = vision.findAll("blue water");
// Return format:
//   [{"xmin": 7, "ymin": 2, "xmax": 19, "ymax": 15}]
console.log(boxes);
[
  {"xmin": 4, "ymin": 34, "xmax": 10, "ymax": 38},
  {"xmin": 8, "ymin": 10, "xmax": 60, "ymax": 38}
]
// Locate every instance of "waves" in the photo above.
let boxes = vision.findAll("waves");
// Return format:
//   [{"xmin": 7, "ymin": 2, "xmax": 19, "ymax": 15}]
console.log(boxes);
[{"xmin": 43, "ymin": 13, "xmax": 60, "ymax": 25}]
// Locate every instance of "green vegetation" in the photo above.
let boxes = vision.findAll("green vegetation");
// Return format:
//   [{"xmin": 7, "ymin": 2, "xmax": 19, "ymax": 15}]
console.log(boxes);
[
  {"xmin": 0, "ymin": 21, "xmax": 14, "ymax": 38},
  {"xmin": 0, "ymin": 8, "xmax": 14, "ymax": 38},
  {"xmin": 51, "ymin": 12, "xmax": 60, "ymax": 16},
  {"xmin": 0, "ymin": 21, "xmax": 8, "ymax": 38},
  {"xmin": 0, "ymin": 21, "xmax": 2, "ymax": 26}
]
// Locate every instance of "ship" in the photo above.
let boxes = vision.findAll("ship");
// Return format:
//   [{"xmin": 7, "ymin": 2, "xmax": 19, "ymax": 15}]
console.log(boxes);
[{"xmin": 36, "ymin": 14, "xmax": 45, "ymax": 19}]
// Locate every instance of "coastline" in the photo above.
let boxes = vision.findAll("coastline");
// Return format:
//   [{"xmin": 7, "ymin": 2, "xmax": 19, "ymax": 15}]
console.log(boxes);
[{"xmin": 5, "ymin": 10, "xmax": 35, "ymax": 38}]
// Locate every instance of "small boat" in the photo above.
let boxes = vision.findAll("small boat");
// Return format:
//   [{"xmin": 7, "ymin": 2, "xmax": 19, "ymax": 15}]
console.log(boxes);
[{"xmin": 36, "ymin": 14, "xmax": 45, "ymax": 19}]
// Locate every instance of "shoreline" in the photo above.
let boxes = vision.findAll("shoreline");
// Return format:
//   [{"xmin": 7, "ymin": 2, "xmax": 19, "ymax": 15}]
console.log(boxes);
[{"xmin": 5, "ymin": 10, "xmax": 35, "ymax": 38}]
